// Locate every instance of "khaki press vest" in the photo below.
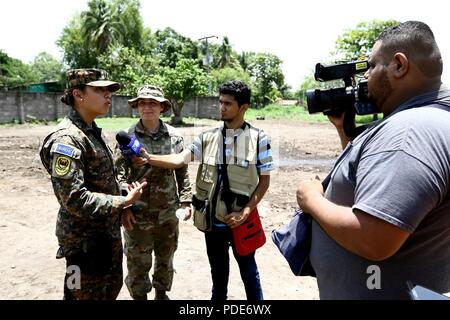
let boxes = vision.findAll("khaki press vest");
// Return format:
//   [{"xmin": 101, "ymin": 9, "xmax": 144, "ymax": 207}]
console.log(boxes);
[{"xmin": 195, "ymin": 124, "xmax": 260, "ymax": 223}]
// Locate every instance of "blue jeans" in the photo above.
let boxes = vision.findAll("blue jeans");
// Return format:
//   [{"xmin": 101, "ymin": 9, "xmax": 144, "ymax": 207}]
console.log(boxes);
[{"xmin": 205, "ymin": 227, "xmax": 263, "ymax": 301}]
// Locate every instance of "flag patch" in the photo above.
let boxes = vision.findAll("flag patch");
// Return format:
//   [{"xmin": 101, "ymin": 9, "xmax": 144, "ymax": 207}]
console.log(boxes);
[{"xmin": 55, "ymin": 143, "xmax": 76, "ymax": 157}]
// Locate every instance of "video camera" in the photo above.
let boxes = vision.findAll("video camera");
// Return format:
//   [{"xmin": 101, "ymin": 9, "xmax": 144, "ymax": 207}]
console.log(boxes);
[{"xmin": 306, "ymin": 60, "xmax": 377, "ymax": 115}]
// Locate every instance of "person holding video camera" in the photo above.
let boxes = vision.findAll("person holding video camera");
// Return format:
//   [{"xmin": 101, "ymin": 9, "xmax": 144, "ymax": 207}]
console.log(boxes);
[
  {"xmin": 296, "ymin": 21, "xmax": 450, "ymax": 299},
  {"xmin": 39, "ymin": 69, "xmax": 147, "ymax": 300},
  {"xmin": 113, "ymin": 85, "xmax": 192, "ymax": 300}
]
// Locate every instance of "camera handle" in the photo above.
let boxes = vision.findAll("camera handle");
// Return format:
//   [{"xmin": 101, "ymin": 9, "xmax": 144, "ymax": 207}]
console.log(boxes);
[
  {"xmin": 324, "ymin": 107, "xmax": 366, "ymax": 140},
  {"xmin": 343, "ymin": 108, "xmax": 367, "ymax": 140}
]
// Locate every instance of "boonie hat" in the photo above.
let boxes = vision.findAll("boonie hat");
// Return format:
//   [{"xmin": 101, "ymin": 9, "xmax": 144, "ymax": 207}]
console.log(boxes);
[{"xmin": 128, "ymin": 85, "xmax": 172, "ymax": 112}]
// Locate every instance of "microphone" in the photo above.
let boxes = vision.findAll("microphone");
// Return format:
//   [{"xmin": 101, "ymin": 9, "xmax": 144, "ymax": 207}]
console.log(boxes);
[{"xmin": 116, "ymin": 131, "xmax": 142, "ymax": 157}]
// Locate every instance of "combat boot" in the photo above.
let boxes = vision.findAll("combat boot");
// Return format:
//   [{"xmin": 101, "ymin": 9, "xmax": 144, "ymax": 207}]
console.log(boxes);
[{"xmin": 154, "ymin": 290, "xmax": 170, "ymax": 300}]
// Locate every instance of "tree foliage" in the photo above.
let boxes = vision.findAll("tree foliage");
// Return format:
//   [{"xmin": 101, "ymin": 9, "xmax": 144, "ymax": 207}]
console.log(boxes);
[
  {"xmin": 57, "ymin": 16, "xmax": 98, "ymax": 68},
  {"xmin": 217, "ymin": 36, "xmax": 235, "ymax": 69},
  {"xmin": 296, "ymin": 74, "xmax": 325, "ymax": 105},
  {"xmin": 58, "ymin": 0, "xmax": 147, "ymax": 68},
  {"xmin": 237, "ymin": 51, "xmax": 251, "ymax": 72},
  {"xmin": 36, "ymin": 0, "xmax": 292, "ymax": 114},
  {"xmin": 152, "ymin": 27, "xmax": 199, "ymax": 68},
  {"xmin": 98, "ymin": 44, "xmax": 160, "ymax": 95},
  {"xmin": 0, "ymin": 50, "xmax": 39, "ymax": 87},
  {"xmin": 111, "ymin": 0, "xmax": 146, "ymax": 51},
  {"xmin": 211, "ymin": 67, "xmax": 251, "ymax": 94},
  {"xmin": 81, "ymin": 0, "xmax": 124, "ymax": 56},
  {"xmin": 334, "ymin": 19, "xmax": 400, "ymax": 61},
  {"xmin": 31, "ymin": 52, "xmax": 64, "ymax": 82},
  {"xmin": 298, "ymin": 19, "xmax": 400, "ymax": 105},
  {"xmin": 247, "ymin": 53, "xmax": 285, "ymax": 107},
  {"xmin": 158, "ymin": 59, "xmax": 209, "ymax": 123}
]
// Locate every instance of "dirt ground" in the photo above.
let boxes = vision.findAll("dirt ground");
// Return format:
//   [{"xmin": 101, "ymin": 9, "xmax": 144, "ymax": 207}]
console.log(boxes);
[{"xmin": 0, "ymin": 118, "xmax": 343, "ymax": 300}]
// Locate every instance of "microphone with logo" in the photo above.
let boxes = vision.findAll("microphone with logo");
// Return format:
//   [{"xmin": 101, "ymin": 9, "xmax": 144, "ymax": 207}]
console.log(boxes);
[
  {"xmin": 115, "ymin": 131, "xmax": 149, "ymax": 212},
  {"xmin": 116, "ymin": 130, "xmax": 151, "ymax": 173},
  {"xmin": 116, "ymin": 131, "xmax": 143, "ymax": 158}
]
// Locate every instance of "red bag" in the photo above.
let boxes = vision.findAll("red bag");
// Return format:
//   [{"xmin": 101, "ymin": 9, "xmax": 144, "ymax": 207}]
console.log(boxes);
[{"xmin": 232, "ymin": 208, "xmax": 266, "ymax": 256}]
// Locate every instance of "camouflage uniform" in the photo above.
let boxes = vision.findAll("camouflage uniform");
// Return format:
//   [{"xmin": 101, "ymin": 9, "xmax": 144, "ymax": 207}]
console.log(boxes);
[
  {"xmin": 114, "ymin": 119, "xmax": 191, "ymax": 298},
  {"xmin": 39, "ymin": 70, "xmax": 125, "ymax": 300}
]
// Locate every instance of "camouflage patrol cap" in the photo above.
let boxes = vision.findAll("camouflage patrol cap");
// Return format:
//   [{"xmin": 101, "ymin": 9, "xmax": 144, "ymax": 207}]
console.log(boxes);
[
  {"xmin": 128, "ymin": 85, "xmax": 172, "ymax": 112},
  {"xmin": 65, "ymin": 68, "xmax": 121, "ymax": 92},
  {"xmin": 60, "ymin": 68, "xmax": 121, "ymax": 106}
]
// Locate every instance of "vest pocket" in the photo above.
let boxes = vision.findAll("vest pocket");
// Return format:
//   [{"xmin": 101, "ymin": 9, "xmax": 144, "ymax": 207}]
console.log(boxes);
[
  {"xmin": 217, "ymin": 191, "xmax": 250, "ymax": 217},
  {"xmin": 227, "ymin": 165, "xmax": 258, "ymax": 197},
  {"xmin": 192, "ymin": 195, "xmax": 212, "ymax": 232}
]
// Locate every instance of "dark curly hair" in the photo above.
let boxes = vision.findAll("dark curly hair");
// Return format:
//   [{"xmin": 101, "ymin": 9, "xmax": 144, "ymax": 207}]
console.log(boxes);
[{"xmin": 219, "ymin": 80, "xmax": 251, "ymax": 107}]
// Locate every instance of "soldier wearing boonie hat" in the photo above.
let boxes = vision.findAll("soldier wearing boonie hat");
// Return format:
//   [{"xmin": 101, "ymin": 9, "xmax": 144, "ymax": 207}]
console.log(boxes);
[
  {"xmin": 39, "ymin": 68, "xmax": 147, "ymax": 300},
  {"xmin": 127, "ymin": 85, "xmax": 172, "ymax": 112},
  {"xmin": 114, "ymin": 84, "xmax": 191, "ymax": 300}
]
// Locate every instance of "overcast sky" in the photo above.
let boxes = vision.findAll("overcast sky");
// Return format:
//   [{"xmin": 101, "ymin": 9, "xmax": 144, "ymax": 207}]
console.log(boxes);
[{"xmin": 1, "ymin": 0, "xmax": 448, "ymax": 88}]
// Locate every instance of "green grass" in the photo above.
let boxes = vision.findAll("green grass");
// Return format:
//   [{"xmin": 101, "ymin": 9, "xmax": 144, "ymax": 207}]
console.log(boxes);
[
  {"xmin": 246, "ymin": 104, "xmax": 381, "ymax": 124},
  {"xmin": 246, "ymin": 104, "xmax": 328, "ymax": 122},
  {"xmin": 94, "ymin": 117, "xmax": 139, "ymax": 130},
  {"xmin": 94, "ymin": 116, "xmax": 219, "ymax": 130}
]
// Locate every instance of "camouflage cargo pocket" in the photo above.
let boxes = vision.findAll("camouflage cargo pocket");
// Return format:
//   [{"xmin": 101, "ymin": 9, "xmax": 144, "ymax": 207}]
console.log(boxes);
[{"xmin": 66, "ymin": 234, "xmax": 113, "ymax": 276}]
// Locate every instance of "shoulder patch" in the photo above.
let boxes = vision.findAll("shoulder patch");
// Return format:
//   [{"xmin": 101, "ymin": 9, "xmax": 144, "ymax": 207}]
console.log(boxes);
[
  {"xmin": 51, "ymin": 143, "xmax": 81, "ymax": 159},
  {"xmin": 54, "ymin": 156, "xmax": 72, "ymax": 177}
]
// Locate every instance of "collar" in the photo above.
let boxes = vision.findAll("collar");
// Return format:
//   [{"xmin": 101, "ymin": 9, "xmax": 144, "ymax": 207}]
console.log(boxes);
[
  {"xmin": 390, "ymin": 85, "xmax": 450, "ymax": 117},
  {"xmin": 221, "ymin": 121, "xmax": 249, "ymax": 137},
  {"xmin": 68, "ymin": 108, "xmax": 101, "ymax": 134},
  {"xmin": 135, "ymin": 119, "xmax": 168, "ymax": 136},
  {"xmin": 353, "ymin": 86, "xmax": 450, "ymax": 145}
]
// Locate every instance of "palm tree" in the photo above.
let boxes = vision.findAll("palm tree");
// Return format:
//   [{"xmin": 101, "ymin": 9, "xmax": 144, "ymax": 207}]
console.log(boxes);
[
  {"xmin": 238, "ymin": 51, "xmax": 251, "ymax": 72},
  {"xmin": 218, "ymin": 36, "xmax": 233, "ymax": 68},
  {"xmin": 82, "ymin": 0, "xmax": 124, "ymax": 55}
]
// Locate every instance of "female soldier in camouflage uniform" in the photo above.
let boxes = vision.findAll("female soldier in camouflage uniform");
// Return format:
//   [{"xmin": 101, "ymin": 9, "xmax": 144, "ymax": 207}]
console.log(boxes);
[
  {"xmin": 40, "ymin": 69, "xmax": 146, "ymax": 300},
  {"xmin": 114, "ymin": 85, "xmax": 192, "ymax": 300}
]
